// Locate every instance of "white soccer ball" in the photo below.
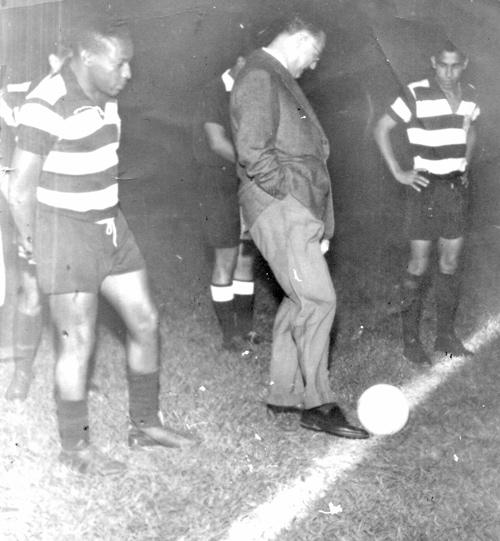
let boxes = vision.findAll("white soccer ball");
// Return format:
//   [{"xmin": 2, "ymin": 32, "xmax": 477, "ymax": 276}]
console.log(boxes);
[{"xmin": 357, "ymin": 384, "xmax": 409, "ymax": 435}]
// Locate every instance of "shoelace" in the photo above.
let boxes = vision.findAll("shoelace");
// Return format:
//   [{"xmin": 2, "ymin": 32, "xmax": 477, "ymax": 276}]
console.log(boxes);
[{"xmin": 95, "ymin": 217, "xmax": 117, "ymax": 247}]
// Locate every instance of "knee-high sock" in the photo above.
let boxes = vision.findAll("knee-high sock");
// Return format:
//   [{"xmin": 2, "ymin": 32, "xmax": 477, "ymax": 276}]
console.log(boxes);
[
  {"xmin": 210, "ymin": 284, "xmax": 235, "ymax": 341},
  {"xmin": 401, "ymin": 272, "xmax": 429, "ymax": 344},
  {"xmin": 56, "ymin": 398, "xmax": 89, "ymax": 450},
  {"xmin": 435, "ymin": 272, "xmax": 460, "ymax": 337},
  {"xmin": 128, "ymin": 370, "xmax": 160, "ymax": 428},
  {"xmin": 233, "ymin": 279, "xmax": 255, "ymax": 336}
]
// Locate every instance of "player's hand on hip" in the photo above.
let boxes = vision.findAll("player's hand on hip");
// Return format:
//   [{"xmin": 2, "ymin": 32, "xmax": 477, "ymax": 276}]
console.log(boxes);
[{"xmin": 395, "ymin": 169, "xmax": 429, "ymax": 192}]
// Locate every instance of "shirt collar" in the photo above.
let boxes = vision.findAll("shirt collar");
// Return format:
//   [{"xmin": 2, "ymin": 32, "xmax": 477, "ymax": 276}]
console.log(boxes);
[
  {"xmin": 262, "ymin": 47, "xmax": 288, "ymax": 70},
  {"xmin": 221, "ymin": 69, "xmax": 234, "ymax": 92}
]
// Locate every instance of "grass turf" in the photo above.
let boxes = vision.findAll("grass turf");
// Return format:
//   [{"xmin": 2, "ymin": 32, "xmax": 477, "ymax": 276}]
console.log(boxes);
[{"xmin": 1, "ymin": 212, "xmax": 499, "ymax": 540}]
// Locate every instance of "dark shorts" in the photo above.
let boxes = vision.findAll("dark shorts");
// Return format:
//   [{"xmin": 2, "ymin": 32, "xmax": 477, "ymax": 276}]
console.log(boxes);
[
  {"xmin": 199, "ymin": 165, "xmax": 241, "ymax": 248},
  {"xmin": 405, "ymin": 180, "xmax": 469, "ymax": 240},
  {"xmin": 35, "ymin": 208, "xmax": 145, "ymax": 295}
]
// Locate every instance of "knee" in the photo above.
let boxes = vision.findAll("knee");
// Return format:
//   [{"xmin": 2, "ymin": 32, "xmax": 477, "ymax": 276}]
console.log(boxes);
[{"xmin": 132, "ymin": 304, "xmax": 159, "ymax": 337}]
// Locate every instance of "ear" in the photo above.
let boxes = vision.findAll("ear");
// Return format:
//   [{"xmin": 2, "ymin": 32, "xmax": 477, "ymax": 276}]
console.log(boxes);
[
  {"xmin": 462, "ymin": 57, "xmax": 469, "ymax": 69},
  {"xmin": 80, "ymin": 48, "xmax": 94, "ymax": 67},
  {"xmin": 430, "ymin": 56, "xmax": 437, "ymax": 69}
]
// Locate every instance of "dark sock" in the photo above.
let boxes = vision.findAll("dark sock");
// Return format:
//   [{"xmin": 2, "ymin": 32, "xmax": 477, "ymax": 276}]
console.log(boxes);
[
  {"xmin": 56, "ymin": 398, "xmax": 89, "ymax": 450},
  {"xmin": 210, "ymin": 284, "xmax": 236, "ymax": 341},
  {"xmin": 435, "ymin": 272, "xmax": 460, "ymax": 337},
  {"xmin": 233, "ymin": 280, "xmax": 255, "ymax": 336},
  {"xmin": 128, "ymin": 370, "xmax": 160, "ymax": 428}
]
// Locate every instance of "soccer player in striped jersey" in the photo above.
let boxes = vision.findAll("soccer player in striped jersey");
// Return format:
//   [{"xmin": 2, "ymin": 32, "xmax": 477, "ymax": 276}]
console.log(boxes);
[
  {"xmin": 374, "ymin": 39, "xmax": 479, "ymax": 365},
  {"xmin": 0, "ymin": 52, "xmax": 68, "ymax": 401},
  {"xmin": 8, "ymin": 18, "xmax": 197, "ymax": 475}
]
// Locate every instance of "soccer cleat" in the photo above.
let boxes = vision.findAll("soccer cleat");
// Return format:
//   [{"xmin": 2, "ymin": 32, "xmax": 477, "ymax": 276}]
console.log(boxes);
[{"xmin": 59, "ymin": 441, "xmax": 126, "ymax": 476}]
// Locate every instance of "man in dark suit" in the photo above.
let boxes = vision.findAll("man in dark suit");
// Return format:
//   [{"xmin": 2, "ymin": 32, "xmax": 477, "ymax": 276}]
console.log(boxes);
[{"xmin": 230, "ymin": 14, "xmax": 368, "ymax": 438}]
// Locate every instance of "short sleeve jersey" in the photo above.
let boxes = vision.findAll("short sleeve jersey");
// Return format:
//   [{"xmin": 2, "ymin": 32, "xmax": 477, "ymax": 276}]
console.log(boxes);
[
  {"xmin": 16, "ymin": 64, "xmax": 121, "ymax": 221},
  {"xmin": 388, "ymin": 77, "xmax": 480, "ymax": 175},
  {"xmin": 193, "ymin": 75, "xmax": 232, "ymax": 167}
]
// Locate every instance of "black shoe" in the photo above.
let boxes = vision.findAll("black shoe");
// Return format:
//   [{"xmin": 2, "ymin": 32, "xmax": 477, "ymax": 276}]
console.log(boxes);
[
  {"xmin": 59, "ymin": 440, "xmax": 126, "ymax": 476},
  {"xmin": 403, "ymin": 339, "xmax": 432, "ymax": 365},
  {"xmin": 434, "ymin": 333, "xmax": 473, "ymax": 357},
  {"xmin": 300, "ymin": 403, "xmax": 369, "ymax": 439}
]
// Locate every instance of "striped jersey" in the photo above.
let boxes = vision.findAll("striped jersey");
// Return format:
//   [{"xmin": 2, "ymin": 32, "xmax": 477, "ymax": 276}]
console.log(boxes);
[
  {"xmin": 16, "ymin": 64, "xmax": 121, "ymax": 221},
  {"xmin": 388, "ymin": 78, "xmax": 480, "ymax": 175}
]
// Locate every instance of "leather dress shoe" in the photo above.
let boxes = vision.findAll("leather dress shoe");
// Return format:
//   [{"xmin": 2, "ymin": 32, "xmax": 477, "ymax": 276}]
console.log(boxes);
[
  {"xmin": 434, "ymin": 333, "xmax": 473, "ymax": 357},
  {"xmin": 128, "ymin": 423, "xmax": 198, "ymax": 449},
  {"xmin": 266, "ymin": 404, "xmax": 302, "ymax": 415},
  {"xmin": 300, "ymin": 403, "xmax": 369, "ymax": 439}
]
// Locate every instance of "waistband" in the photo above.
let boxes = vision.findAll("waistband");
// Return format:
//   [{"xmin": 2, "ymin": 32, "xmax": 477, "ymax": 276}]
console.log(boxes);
[{"xmin": 421, "ymin": 171, "xmax": 464, "ymax": 182}]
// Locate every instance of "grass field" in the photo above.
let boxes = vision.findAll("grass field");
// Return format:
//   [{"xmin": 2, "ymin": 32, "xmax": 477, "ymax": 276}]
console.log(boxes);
[{"xmin": 1, "ymin": 194, "xmax": 499, "ymax": 540}]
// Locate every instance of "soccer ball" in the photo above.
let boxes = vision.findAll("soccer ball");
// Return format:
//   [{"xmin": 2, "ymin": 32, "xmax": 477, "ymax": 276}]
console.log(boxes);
[{"xmin": 357, "ymin": 384, "xmax": 409, "ymax": 435}]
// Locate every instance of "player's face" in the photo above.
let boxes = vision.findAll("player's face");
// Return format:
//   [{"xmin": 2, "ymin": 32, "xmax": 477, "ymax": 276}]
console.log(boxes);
[
  {"xmin": 431, "ymin": 51, "xmax": 467, "ymax": 90},
  {"xmin": 87, "ymin": 37, "xmax": 133, "ymax": 98},
  {"xmin": 289, "ymin": 31, "xmax": 325, "ymax": 79}
]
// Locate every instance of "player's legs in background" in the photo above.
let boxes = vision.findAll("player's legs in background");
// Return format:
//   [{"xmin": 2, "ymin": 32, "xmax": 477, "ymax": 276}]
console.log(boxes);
[
  {"xmin": 435, "ymin": 236, "xmax": 472, "ymax": 355},
  {"xmin": 233, "ymin": 238, "xmax": 261, "ymax": 345},
  {"xmin": 210, "ymin": 246, "xmax": 239, "ymax": 350},
  {"xmin": 5, "ymin": 265, "xmax": 42, "ymax": 401}
]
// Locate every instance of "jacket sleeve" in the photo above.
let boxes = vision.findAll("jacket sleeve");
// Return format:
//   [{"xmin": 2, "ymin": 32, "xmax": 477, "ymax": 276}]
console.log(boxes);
[{"xmin": 231, "ymin": 68, "xmax": 287, "ymax": 198}]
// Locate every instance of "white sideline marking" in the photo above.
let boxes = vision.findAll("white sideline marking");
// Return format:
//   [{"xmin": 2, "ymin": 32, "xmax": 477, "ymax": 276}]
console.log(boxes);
[{"xmin": 223, "ymin": 316, "xmax": 500, "ymax": 541}]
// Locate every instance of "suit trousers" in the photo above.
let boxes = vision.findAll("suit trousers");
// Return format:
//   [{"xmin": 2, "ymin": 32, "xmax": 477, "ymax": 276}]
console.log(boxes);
[{"xmin": 249, "ymin": 194, "xmax": 336, "ymax": 409}]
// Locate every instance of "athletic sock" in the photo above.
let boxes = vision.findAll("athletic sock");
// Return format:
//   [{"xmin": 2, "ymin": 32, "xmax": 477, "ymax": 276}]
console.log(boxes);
[
  {"xmin": 233, "ymin": 279, "xmax": 255, "ymax": 337},
  {"xmin": 56, "ymin": 398, "xmax": 90, "ymax": 450},
  {"xmin": 210, "ymin": 284, "xmax": 236, "ymax": 341},
  {"xmin": 128, "ymin": 370, "xmax": 161, "ymax": 428}
]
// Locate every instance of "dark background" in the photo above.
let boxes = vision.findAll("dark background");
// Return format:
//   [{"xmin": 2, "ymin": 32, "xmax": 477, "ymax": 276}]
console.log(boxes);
[{"xmin": 1, "ymin": 0, "xmax": 500, "ymax": 265}]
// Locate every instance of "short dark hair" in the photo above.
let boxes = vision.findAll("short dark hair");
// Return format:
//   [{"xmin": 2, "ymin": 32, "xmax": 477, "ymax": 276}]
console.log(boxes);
[
  {"xmin": 434, "ymin": 39, "xmax": 467, "ymax": 62},
  {"xmin": 69, "ymin": 16, "xmax": 131, "ymax": 55}
]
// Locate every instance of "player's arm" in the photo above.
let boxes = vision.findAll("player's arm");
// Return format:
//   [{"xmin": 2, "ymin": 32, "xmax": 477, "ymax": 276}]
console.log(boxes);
[
  {"xmin": 203, "ymin": 122, "xmax": 236, "ymax": 164},
  {"xmin": 465, "ymin": 123, "xmax": 477, "ymax": 165},
  {"xmin": 8, "ymin": 147, "xmax": 43, "ymax": 261},
  {"xmin": 373, "ymin": 113, "xmax": 429, "ymax": 192}
]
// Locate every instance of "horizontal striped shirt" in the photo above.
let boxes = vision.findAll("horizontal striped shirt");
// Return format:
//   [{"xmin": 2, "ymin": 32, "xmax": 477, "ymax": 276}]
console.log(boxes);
[
  {"xmin": 17, "ymin": 65, "xmax": 120, "ymax": 221},
  {"xmin": 388, "ymin": 78, "xmax": 480, "ymax": 175}
]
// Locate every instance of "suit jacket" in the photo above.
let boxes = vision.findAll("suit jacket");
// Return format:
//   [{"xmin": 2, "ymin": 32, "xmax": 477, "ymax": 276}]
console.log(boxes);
[{"xmin": 230, "ymin": 49, "xmax": 334, "ymax": 238}]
